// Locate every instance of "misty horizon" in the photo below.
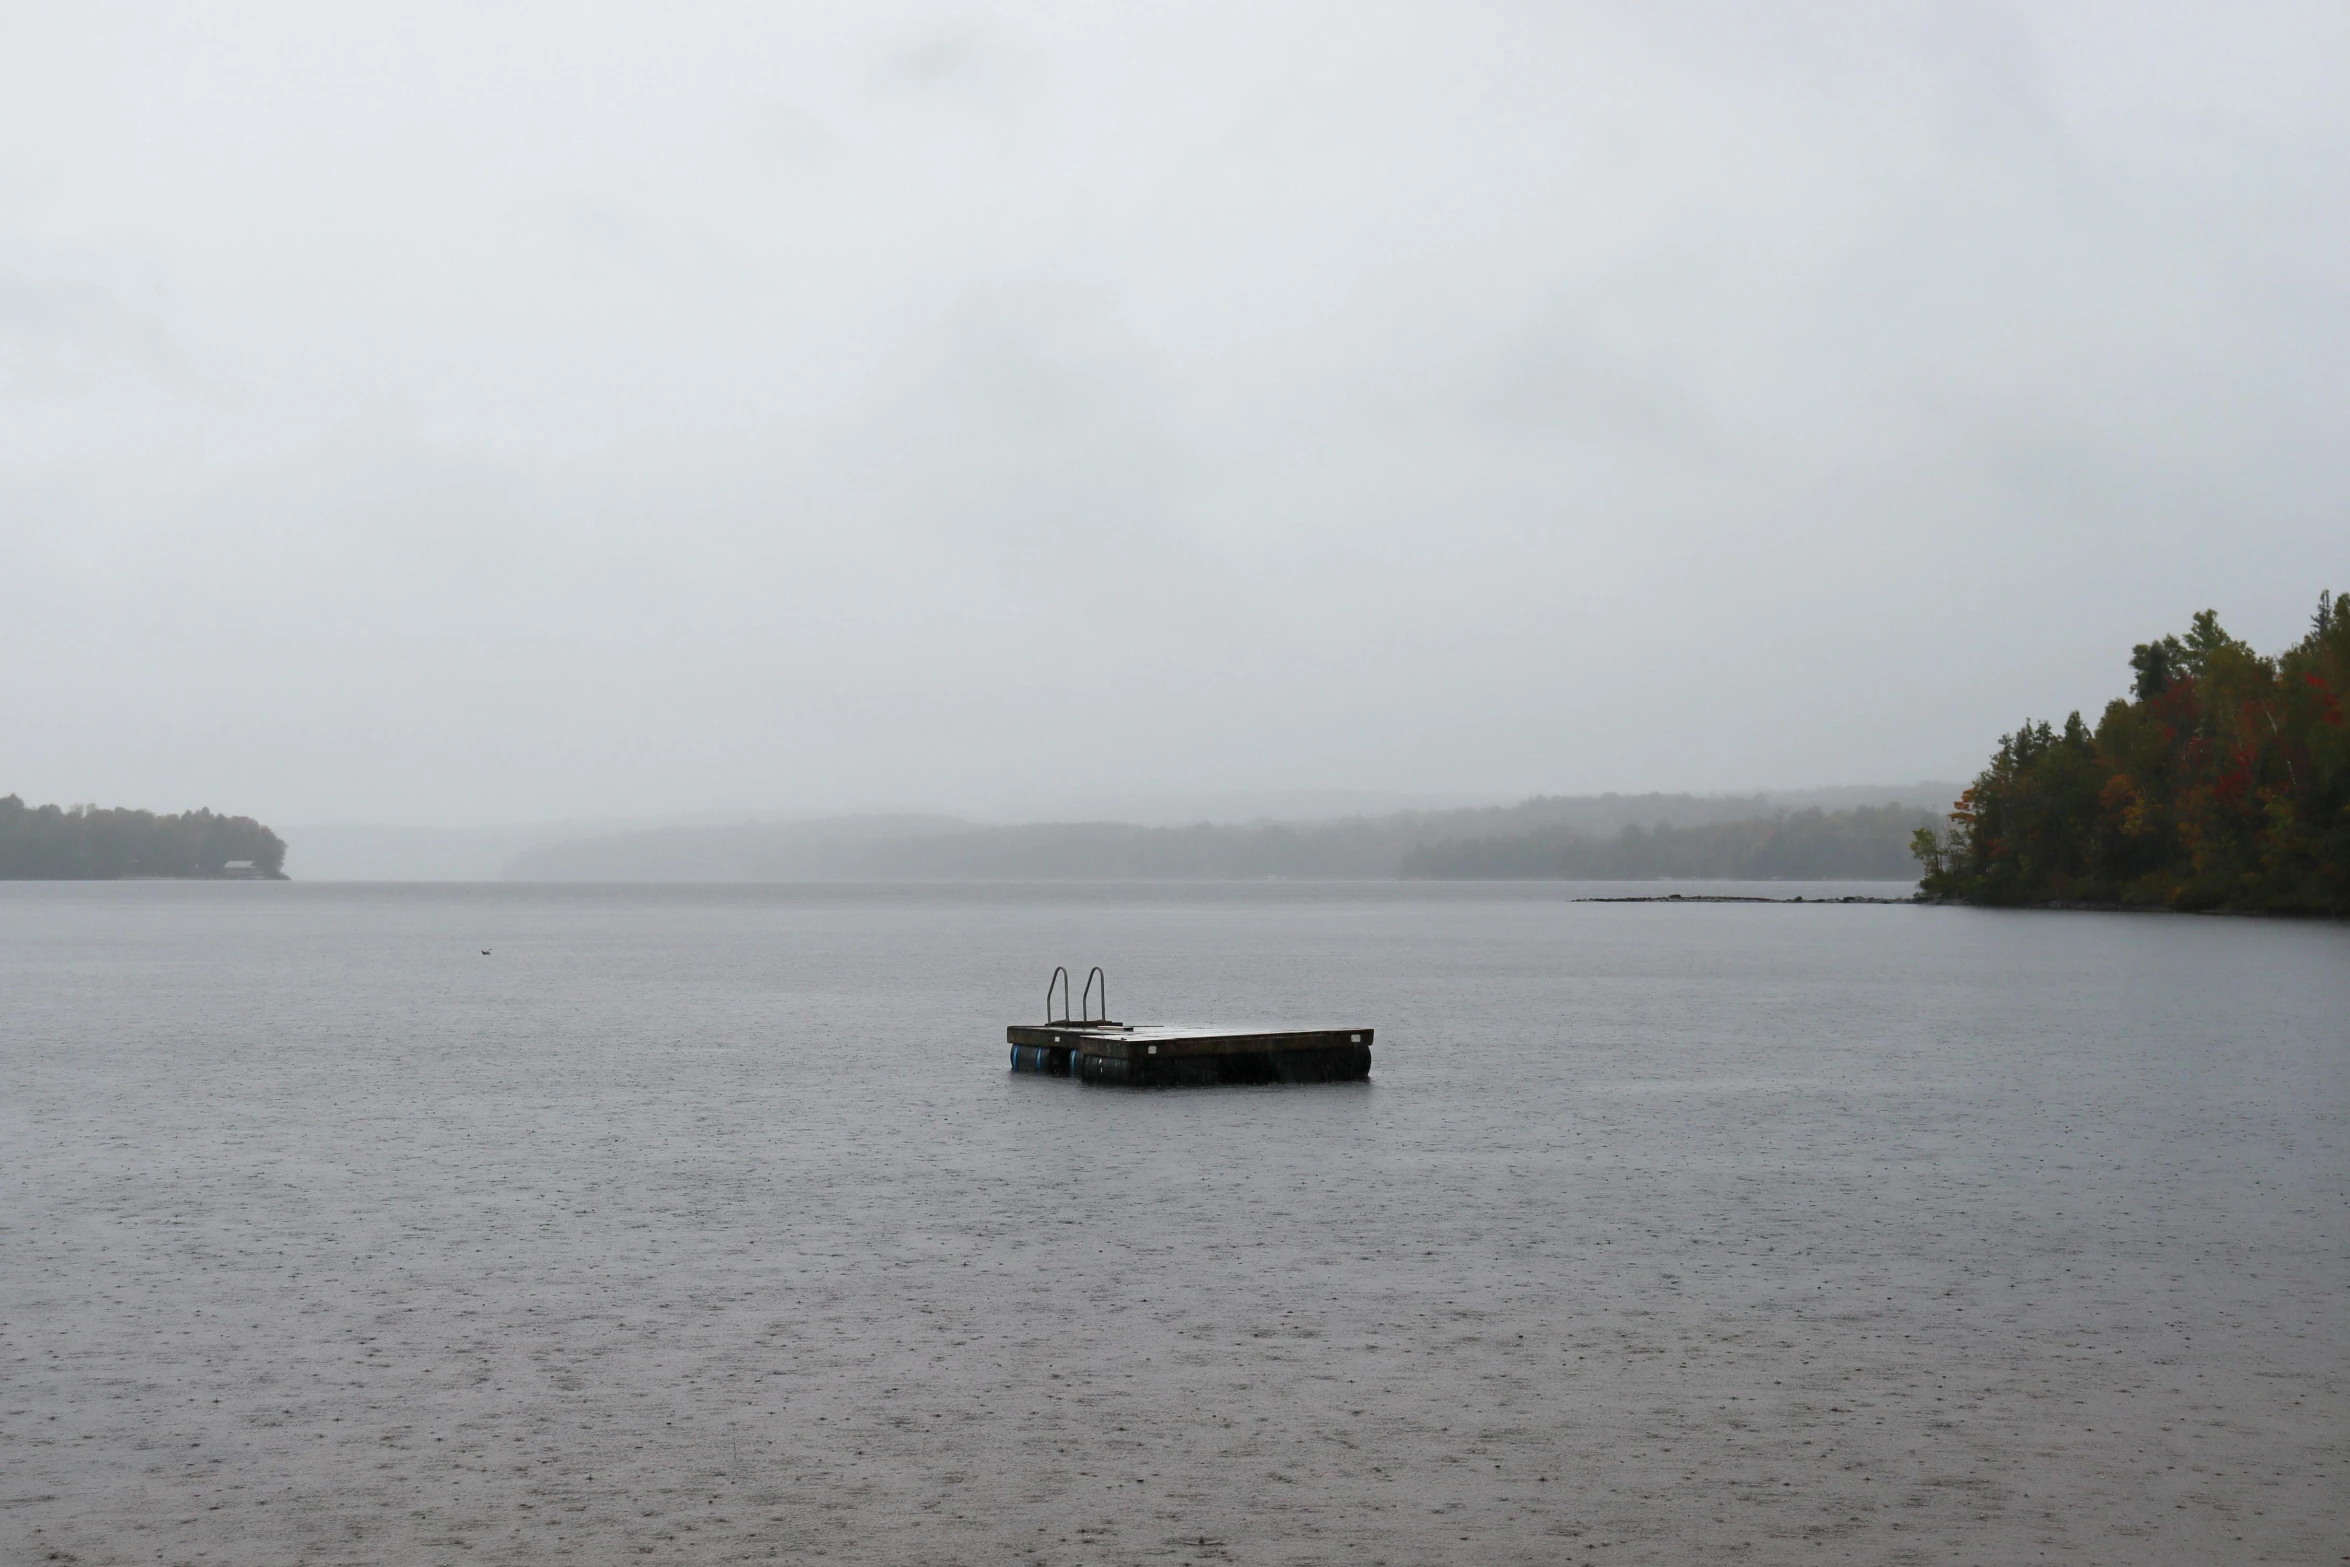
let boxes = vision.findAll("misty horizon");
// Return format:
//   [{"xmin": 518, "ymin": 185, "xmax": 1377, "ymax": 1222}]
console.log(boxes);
[
  {"xmin": 263, "ymin": 779, "xmax": 1960, "ymax": 881},
  {"xmin": 280, "ymin": 777, "xmax": 1962, "ymax": 833}
]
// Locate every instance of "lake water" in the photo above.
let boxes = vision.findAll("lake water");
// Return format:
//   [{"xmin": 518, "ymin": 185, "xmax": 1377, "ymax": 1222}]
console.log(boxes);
[{"xmin": 4, "ymin": 882, "xmax": 2344, "ymax": 1565}]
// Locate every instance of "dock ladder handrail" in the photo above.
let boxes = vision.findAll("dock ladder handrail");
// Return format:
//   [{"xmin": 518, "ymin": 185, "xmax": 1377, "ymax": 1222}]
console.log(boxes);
[
  {"xmin": 1082, "ymin": 966, "xmax": 1108, "ymax": 1024},
  {"xmin": 1045, "ymin": 966, "xmax": 1071, "ymax": 1025}
]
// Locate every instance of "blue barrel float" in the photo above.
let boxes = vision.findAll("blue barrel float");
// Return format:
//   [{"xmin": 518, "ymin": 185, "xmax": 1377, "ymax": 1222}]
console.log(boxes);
[{"xmin": 1008, "ymin": 1043, "xmax": 1076, "ymax": 1076}]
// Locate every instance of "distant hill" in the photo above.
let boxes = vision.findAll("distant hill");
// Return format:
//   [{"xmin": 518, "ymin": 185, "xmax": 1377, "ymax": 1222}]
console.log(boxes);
[
  {"xmin": 0, "ymin": 795, "xmax": 288, "ymax": 879},
  {"xmin": 286, "ymin": 813, "xmax": 967, "ymax": 881},
  {"xmin": 500, "ymin": 814, "xmax": 970, "ymax": 881},
  {"xmin": 1403, "ymin": 804, "xmax": 1936, "ymax": 879},
  {"xmin": 973, "ymin": 788, "xmax": 1512, "ymax": 827},
  {"xmin": 502, "ymin": 787, "xmax": 1958, "ymax": 882}
]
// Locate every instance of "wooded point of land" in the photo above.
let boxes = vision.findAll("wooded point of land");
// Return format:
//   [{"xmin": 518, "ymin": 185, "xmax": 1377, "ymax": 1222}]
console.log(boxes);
[
  {"xmin": 0, "ymin": 796, "xmax": 288, "ymax": 879},
  {"xmin": 1914, "ymin": 591, "xmax": 2350, "ymax": 916}
]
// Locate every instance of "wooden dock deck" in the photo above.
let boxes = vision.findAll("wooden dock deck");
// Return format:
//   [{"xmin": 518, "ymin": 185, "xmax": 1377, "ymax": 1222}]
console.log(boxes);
[
  {"xmin": 1006, "ymin": 1022, "xmax": 1372, "ymax": 1087},
  {"xmin": 1008, "ymin": 968, "xmax": 1371, "ymax": 1086}
]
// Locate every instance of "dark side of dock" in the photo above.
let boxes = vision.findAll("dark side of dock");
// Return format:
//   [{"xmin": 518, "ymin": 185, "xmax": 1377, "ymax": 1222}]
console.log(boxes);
[{"xmin": 1007, "ymin": 1023, "xmax": 1372, "ymax": 1087}]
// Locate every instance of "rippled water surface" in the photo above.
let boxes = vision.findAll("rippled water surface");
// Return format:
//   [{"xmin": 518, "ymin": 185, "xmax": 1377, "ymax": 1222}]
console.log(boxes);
[{"xmin": 4, "ymin": 882, "xmax": 2345, "ymax": 1565}]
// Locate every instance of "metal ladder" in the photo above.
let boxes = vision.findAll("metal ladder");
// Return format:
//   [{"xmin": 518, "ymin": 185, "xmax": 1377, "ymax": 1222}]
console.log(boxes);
[{"xmin": 1045, "ymin": 965, "xmax": 1119, "ymax": 1026}]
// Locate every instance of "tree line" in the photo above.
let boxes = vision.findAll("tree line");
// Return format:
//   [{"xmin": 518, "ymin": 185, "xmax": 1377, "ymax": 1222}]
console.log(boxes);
[
  {"xmin": 1913, "ymin": 592, "xmax": 2349, "ymax": 915},
  {"xmin": 1401, "ymin": 804, "xmax": 1935, "ymax": 879},
  {"xmin": 0, "ymin": 796, "xmax": 288, "ymax": 879},
  {"xmin": 508, "ymin": 796, "xmax": 1948, "ymax": 881}
]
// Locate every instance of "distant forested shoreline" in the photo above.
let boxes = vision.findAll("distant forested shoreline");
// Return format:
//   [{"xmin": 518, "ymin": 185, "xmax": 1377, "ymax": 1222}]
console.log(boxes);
[
  {"xmin": 0, "ymin": 796, "xmax": 288, "ymax": 880},
  {"xmin": 501, "ymin": 790, "xmax": 1949, "ymax": 882},
  {"xmin": 1913, "ymin": 592, "xmax": 2349, "ymax": 916},
  {"xmin": 1402, "ymin": 804, "xmax": 1934, "ymax": 880}
]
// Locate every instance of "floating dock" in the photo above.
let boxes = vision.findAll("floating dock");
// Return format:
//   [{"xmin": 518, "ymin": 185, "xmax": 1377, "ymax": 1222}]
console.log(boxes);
[{"xmin": 1007, "ymin": 968, "xmax": 1372, "ymax": 1087}]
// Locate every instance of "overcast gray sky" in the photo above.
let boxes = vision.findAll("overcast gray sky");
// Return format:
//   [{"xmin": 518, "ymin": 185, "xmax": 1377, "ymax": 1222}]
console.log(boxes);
[{"xmin": 3, "ymin": 1, "xmax": 2343, "ymax": 826}]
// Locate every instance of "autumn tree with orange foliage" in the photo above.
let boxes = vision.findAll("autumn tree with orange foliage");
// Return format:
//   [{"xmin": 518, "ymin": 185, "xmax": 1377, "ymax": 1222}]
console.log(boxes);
[{"xmin": 1914, "ymin": 592, "xmax": 2350, "ymax": 915}]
